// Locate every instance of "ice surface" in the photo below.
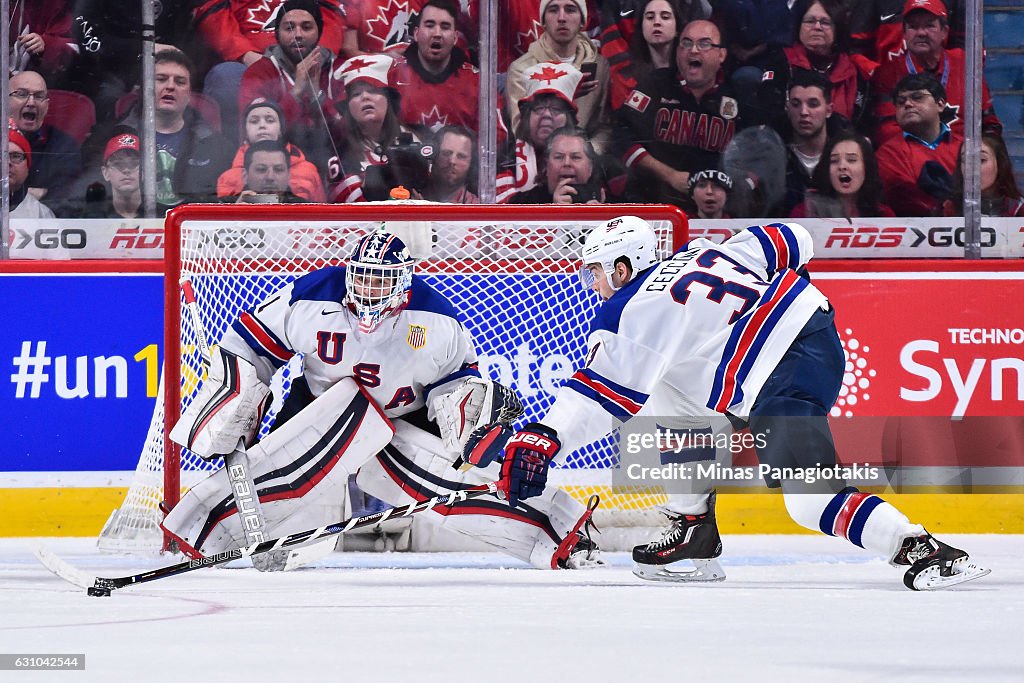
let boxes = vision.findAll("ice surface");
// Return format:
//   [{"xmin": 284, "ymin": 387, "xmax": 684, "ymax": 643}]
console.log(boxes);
[{"xmin": 1, "ymin": 535, "xmax": 1021, "ymax": 682}]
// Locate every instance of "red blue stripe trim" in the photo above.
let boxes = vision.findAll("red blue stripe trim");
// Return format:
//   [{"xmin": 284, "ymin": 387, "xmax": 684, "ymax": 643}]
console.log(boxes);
[
  {"xmin": 232, "ymin": 311, "xmax": 292, "ymax": 369},
  {"xmin": 567, "ymin": 368, "xmax": 647, "ymax": 419},
  {"xmin": 708, "ymin": 269, "xmax": 808, "ymax": 412}
]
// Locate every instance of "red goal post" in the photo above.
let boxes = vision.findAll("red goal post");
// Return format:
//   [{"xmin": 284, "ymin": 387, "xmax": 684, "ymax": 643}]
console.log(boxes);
[{"xmin": 100, "ymin": 203, "xmax": 688, "ymax": 553}]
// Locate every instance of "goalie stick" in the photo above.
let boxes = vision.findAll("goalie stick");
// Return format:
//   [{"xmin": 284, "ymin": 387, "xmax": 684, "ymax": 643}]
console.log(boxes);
[
  {"xmin": 180, "ymin": 278, "xmax": 275, "ymax": 570},
  {"xmin": 34, "ymin": 482, "xmax": 505, "ymax": 596}
]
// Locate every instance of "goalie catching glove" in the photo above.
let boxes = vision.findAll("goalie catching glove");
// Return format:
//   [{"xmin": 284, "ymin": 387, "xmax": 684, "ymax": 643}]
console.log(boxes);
[
  {"xmin": 501, "ymin": 423, "xmax": 560, "ymax": 507},
  {"xmin": 432, "ymin": 377, "xmax": 524, "ymax": 465},
  {"xmin": 168, "ymin": 346, "xmax": 271, "ymax": 460}
]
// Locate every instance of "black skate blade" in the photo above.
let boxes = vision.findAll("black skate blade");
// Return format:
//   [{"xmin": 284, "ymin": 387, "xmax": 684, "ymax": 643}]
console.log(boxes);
[
  {"xmin": 632, "ymin": 558, "xmax": 726, "ymax": 583},
  {"xmin": 907, "ymin": 557, "xmax": 992, "ymax": 591}
]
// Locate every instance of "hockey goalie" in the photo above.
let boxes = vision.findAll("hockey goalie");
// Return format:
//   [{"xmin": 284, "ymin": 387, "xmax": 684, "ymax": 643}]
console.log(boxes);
[{"xmin": 163, "ymin": 229, "xmax": 601, "ymax": 571}]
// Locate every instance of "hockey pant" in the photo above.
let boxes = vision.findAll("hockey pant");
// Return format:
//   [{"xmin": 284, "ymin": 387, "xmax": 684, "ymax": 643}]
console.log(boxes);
[
  {"xmin": 161, "ymin": 378, "xmax": 395, "ymax": 557},
  {"xmin": 669, "ymin": 308, "xmax": 922, "ymax": 559},
  {"xmin": 357, "ymin": 421, "xmax": 590, "ymax": 569}
]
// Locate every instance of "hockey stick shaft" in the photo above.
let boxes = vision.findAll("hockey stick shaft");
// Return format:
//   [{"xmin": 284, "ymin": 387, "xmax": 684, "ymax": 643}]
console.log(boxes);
[
  {"xmin": 179, "ymin": 278, "xmax": 270, "ymax": 552},
  {"xmin": 87, "ymin": 481, "xmax": 504, "ymax": 594}
]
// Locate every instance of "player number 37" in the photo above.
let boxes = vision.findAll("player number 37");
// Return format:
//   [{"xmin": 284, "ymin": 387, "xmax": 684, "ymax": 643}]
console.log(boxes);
[{"xmin": 670, "ymin": 251, "xmax": 761, "ymax": 322}]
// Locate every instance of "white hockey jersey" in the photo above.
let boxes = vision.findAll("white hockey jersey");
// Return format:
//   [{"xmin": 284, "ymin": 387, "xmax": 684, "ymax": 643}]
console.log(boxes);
[
  {"xmin": 543, "ymin": 223, "xmax": 830, "ymax": 460},
  {"xmin": 219, "ymin": 268, "xmax": 481, "ymax": 419}
]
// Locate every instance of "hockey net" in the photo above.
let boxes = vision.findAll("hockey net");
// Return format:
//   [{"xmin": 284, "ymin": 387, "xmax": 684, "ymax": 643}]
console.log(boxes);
[{"xmin": 99, "ymin": 203, "xmax": 688, "ymax": 553}]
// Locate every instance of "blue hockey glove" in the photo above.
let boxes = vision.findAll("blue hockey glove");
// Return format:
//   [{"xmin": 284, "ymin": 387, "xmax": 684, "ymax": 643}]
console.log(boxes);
[
  {"xmin": 501, "ymin": 423, "xmax": 561, "ymax": 507},
  {"xmin": 461, "ymin": 422, "xmax": 512, "ymax": 469}
]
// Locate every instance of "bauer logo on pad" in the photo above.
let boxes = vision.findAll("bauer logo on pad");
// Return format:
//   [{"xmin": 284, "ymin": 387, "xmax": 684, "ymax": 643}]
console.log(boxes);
[{"xmin": 407, "ymin": 325, "xmax": 427, "ymax": 350}]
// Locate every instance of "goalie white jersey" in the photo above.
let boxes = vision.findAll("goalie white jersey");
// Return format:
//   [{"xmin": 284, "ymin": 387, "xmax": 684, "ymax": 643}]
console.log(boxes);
[
  {"xmin": 544, "ymin": 223, "xmax": 829, "ymax": 458},
  {"xmin": 218, "ymin": 268, "xmax": 481, "ymax": 418}
]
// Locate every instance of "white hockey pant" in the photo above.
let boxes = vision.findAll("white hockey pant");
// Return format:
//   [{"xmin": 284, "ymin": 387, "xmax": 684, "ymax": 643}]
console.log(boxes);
[{"xmin": 357, "ymin": 421, "xmax": 588, "ymax": 569}]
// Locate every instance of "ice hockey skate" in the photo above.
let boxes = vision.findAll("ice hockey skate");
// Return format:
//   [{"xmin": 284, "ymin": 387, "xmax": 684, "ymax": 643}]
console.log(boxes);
[
  {"xmin": 892, "ymin": 532, "xmax": 991, "ymax": 591},
  {"xmin": 631, "ymin": 493, "xmax": 726, "ymax": 583}
]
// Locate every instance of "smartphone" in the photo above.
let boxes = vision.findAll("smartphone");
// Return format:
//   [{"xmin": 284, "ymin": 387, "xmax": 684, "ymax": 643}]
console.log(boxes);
[
  {"xmin": 580, "ymin": 63, "xmax": 597, "ymax": 83},
  {"xmin": 569, "ymin": 180, "xmax": 603, "ymax": 203}
]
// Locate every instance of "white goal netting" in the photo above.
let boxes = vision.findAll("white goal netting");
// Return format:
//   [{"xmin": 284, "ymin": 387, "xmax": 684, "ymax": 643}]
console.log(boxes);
[{"xmin": 99, "ymin": 203, "xmax": 689, "ymax": 553}]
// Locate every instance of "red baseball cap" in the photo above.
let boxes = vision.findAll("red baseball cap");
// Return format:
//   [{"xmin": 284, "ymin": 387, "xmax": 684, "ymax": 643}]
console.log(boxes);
[
  {"xmin": 903, "ymin": 0, "xmax": 948, "ymax": 20},
  {"xmin": 104, "ymin": 132, "xmax": 141, "ymax": 162}
]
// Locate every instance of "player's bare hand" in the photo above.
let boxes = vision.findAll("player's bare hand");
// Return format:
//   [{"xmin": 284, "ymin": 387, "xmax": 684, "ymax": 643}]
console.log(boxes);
[
  {"xmin": 18, "ymin": 33, "xmax": 45, "ymax": 55},
  {"xmin": 236, "ymin": 190, "xmax": 257, "ymax": 204},
  {"xmin": 552, "ymin": 177, "xmax": 576, "ymax": 205}
]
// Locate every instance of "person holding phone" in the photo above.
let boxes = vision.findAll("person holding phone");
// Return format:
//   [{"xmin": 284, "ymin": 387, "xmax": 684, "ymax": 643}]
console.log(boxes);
[{"xmin": 509, "ymin": 126, "xmax": 614, "ymax": 204}]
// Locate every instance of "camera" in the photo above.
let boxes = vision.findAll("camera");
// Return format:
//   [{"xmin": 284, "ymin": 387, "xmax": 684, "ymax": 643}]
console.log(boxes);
[{"xmin": 362, "ymin": 133, "xmax": 433, "ymax": 201}]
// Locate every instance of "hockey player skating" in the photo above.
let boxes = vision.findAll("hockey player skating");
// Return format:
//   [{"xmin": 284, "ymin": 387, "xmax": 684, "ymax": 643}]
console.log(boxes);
[
  {"xmin": 467, "ymin": 216, "xmax": 989, "ymax": 590},
  {"xmin": 163, "ymin": 230, "xmax": 601, "ymax": 571}
]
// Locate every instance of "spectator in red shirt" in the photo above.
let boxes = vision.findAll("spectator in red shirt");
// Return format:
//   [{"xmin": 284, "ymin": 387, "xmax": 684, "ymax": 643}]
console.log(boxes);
[
  {"xmin": 395, "ymin": 0, "xmax": 481, "ymax": 136},
  {"xmin": 758, "ymin": 0, "xmax": 865, "ymax": 126},
  {"xmin": 9, "ymin": 1, "xmax": 77, "ymax": 85},
  {"xmin": 869, "ymin": 0, "xmax": 999, "ymax": 146},
  {"xmin": 791, "ymin": 129, "xmax": 893, "ymax": 218},
  {"xmin": 875, "ymin": 71, "xmax": 960, "ymax": 216},
  {"xmin": 238, "ymin": 1, "xmax": 348, "ymax": 168},
  {"xmin": 198, "ymin": 0, "xmax": 352, "ymax": 143},
  {"xmin": 849, "ymin": 0, "xmax": 964, "ymax": 79},
  {"xmin": 941, "ymin": 135, "xmax": 1024, "ymax": 218}
]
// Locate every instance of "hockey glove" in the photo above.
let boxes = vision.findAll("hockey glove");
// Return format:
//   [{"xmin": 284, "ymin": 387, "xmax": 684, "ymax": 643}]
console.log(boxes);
[
  {"xmin": 501, "ymin": 423, "xmax": 561, "ymax": 507},
  {"xmin": 462, "ymin": 422, "xmax": 512, "ymax": 469}
]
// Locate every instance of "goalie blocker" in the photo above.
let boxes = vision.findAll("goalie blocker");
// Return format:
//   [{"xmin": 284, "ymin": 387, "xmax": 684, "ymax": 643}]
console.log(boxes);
[{"xmin": 168, "ymin": 346, "xmax": 271, "ymax": 460}]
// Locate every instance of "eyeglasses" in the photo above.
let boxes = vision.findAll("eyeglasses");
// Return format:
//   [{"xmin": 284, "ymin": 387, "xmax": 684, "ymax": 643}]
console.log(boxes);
[
  {"xmin": 801, "ymin": 18, "xmax": 834, "ymax": 28},
  {"xmin": 893, "ymin": 91, "xmax": 933, "ymax": 107},
  {"xmin": 533, "ymin": 103, "xmax": 569, "ymax": 116},
  {"xmin": 679, "ymin": 38, "xmax": 724, "ymax": 51},
  {"xmin": 8, "ymin": 151, "xmax": 27, "ymax": 163},
  {"xmin": 10, "ymin": 89, "xmax": 49, "ymax": 102}
]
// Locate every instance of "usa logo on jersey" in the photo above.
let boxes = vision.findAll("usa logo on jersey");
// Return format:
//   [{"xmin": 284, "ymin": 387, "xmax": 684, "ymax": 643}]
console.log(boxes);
[{"xmin": 407, "ymin": 325, "xmax": 427, "ymax": 350}]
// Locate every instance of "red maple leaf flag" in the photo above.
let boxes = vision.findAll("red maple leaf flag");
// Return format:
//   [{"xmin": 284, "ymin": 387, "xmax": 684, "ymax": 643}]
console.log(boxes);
[
  {"xmin": 530, "ymin": 64, "xmax": 567, "ymax": 85},
  {"xmin": 625, "ymin": 89, "xmax": 651, "ymax": 113}
]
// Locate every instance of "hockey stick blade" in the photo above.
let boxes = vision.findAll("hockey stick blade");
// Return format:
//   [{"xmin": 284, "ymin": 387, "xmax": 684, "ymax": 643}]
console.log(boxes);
[
  {"xmin": 36, "ymin": 482, "xmax": 504, "ymax": 596},
  {"xmin": 33, "ymin": 544, "xmax": 100, "ymax": 590}
]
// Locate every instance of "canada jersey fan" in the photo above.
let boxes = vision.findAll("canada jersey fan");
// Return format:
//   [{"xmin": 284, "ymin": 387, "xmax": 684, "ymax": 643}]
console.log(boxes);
[
  {"xmin": 543, "ymin": 223, "xmax": 827, "ymax": 457},
  {"xmin": 220, "ymin": 267, "xmax": 480, "ymax": 418}
]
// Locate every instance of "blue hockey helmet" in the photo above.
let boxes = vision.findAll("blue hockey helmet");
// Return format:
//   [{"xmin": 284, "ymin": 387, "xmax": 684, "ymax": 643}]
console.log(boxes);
[{"xmin": 345, "ymin": 231, "xmax": 415, "ymax": 333}]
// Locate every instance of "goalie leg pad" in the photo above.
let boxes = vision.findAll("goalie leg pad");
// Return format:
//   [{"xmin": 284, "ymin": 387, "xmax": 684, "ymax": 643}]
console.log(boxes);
[
  {"xmin": 163, "ymin": 378, "xmax": 395, "ymax": 556},
  {"xmin": 357, "ymin": 422, "xmax": 591, "ymax": 567},
  {"xmin": 169, "ymin": 347, "xmax": 271, "ymax": 460}
]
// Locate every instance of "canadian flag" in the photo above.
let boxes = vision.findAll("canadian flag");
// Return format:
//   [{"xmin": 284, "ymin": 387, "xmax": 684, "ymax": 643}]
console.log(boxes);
[{"xmin": 625, "ymin": 89, "xmax": 651, "ymax": 113}]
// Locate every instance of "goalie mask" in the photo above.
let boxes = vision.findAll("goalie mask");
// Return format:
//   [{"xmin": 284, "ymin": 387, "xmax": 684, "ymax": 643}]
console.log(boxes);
[
  {"xmin": 345, "ymin": 231, "xmax": 415, "ymax": 333},
  {"xmin": 580, "ymin": 215, "xmax": 660, "ymax": 291}
]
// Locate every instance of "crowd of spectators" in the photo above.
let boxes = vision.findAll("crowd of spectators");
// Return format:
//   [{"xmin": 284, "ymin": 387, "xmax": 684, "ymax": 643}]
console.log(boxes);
[{"xmin": 5, "ymin": 0, "xmax": 1021, "ymax": 220}]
